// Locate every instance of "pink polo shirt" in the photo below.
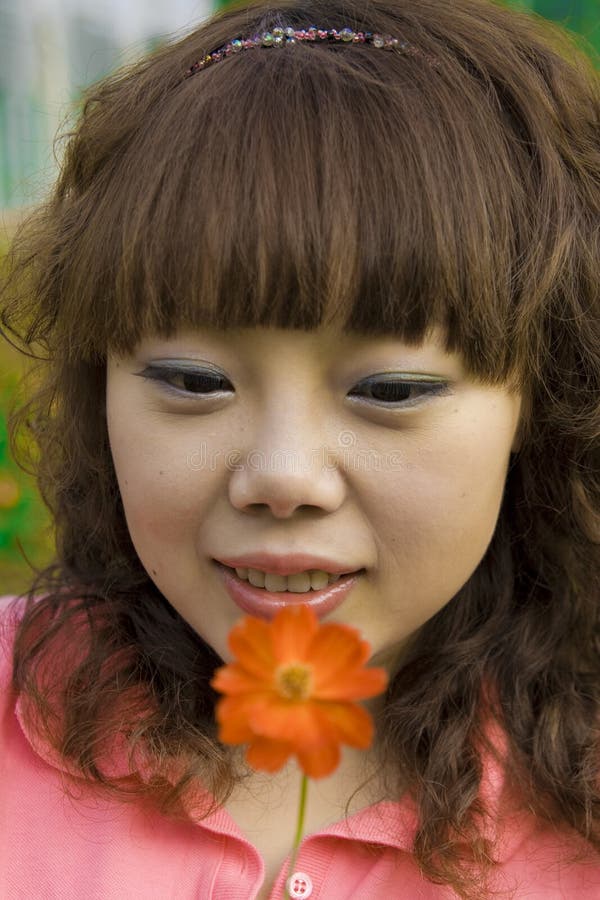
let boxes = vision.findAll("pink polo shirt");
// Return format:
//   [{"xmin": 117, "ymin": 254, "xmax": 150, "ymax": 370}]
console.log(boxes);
[{"xmin": 1, "ymin": 593, "xmax": 599, "ymax": 899}]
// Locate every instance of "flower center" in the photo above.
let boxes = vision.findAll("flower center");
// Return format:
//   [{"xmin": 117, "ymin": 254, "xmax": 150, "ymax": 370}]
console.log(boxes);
[{"xmin": 275, "ymin": 663, "xmax": 313, "ymax": 701}]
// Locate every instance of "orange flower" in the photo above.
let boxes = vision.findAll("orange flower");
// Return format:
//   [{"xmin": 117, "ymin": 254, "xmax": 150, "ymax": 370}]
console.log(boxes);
[{"xmin": 210, "ymin": 604, "xmax": 388, "ymax": 778}]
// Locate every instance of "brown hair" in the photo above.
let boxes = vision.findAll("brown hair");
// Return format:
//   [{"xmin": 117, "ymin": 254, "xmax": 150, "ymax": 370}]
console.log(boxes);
[{"xmin": 1, "ymin": 0, "xmax": 599, "ymax": 896}]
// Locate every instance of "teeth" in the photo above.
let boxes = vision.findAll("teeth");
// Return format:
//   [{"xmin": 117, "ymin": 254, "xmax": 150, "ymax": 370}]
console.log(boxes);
[
  {"xmin": 246, "ymin": 568, "xmax": 266, "ymax": 588},
  {"xmin": 266, "ymin": 572, "xmax": 308, "ymax": 592},
  {"xmin": 304, "ymin": 571, "xmax": 330, "ymax": 591},
  {"xmin": 233, "ymin": 567, "xmax": 343, "ymax": 592}
]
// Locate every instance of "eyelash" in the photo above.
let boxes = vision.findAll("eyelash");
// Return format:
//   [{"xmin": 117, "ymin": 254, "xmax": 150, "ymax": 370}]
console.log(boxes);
[{"xmin": 136, "ymin": 366, "xmax": 452, "ymax": 409}]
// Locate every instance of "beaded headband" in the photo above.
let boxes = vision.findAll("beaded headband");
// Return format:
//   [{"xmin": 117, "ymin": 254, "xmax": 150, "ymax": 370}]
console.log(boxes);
[{"xmin": 185, "ymin": 25, "xmax": 439, "ymax": 77}]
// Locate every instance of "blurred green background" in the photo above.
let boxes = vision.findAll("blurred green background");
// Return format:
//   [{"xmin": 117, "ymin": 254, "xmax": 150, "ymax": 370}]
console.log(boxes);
[
  {"xmin": 0, "ymin": 297, "xmax": 55, "ymax": 595},
  {"xmin": 497, "ymin": 0, "xmax": 598, "ymax": 55},
  {"xmin": 1, "ymin": 206, "xmax": 54, "ymax": 593},
  {"xmin": 1, "ymin": 0, "xmax": 598, "ymax": 595}
]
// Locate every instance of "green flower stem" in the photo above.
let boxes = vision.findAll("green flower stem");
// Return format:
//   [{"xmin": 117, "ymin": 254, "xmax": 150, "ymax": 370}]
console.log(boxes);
[{"xmin": 285, "ymin": 774, "xmax": 309, "ymax": 898}]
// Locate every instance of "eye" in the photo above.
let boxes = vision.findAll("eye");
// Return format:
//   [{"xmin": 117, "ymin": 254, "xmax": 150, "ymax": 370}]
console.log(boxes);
[
  {"xmin": 347, "ymin": 376, "xmax": 452, "ymax": 408},
  {"xmin": 135, "ymin": 366, "xmax": 452, "ymax": 408},
  {"xmin": 135, "ymin": 365, "xmax": 233, "ymax": 399}
]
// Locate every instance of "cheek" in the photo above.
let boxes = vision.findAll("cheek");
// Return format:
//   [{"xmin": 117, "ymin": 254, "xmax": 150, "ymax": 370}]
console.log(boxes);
[
  {"xmin": 107, "ymin": 414, "xmax": 200, "ymax": 549},
  {"xmin": 362, "ymin": 430, "xmax": 511, "ymax": 586}
]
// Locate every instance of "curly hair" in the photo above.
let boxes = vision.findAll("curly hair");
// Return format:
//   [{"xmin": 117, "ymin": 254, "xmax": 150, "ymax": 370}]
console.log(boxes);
[{"xmin": 1, "ymin": 0, "xmax": 599, "ymax": 897}]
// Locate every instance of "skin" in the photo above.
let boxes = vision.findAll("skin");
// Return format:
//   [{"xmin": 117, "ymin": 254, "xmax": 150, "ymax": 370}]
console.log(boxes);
[
  {"xmin": 106, "ymin": 321, "xmax": 524, "ymax": 886},
  {"xmin": 106, "ymin": 322, "xmax": 523, "ymax": 671}
]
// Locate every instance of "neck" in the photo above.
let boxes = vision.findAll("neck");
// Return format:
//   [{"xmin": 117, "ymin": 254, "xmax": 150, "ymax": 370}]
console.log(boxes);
[{"xmin": 227, "ymin": 743, "xmax": 389, "ymax": 836}]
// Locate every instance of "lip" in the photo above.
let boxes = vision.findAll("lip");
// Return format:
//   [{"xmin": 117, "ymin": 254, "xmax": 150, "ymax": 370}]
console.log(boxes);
[
  {"xmin": 212, "ymin": 552, "xmax": 362, "ymax": 577},
  {"xmin": 213, "ymin": 561, "xmax": 363, "ymax": 621}
]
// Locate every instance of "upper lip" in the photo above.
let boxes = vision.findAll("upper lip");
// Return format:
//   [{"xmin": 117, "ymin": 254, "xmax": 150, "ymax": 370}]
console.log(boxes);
[{"xmin": 213, "ymin": 553, "xmax": 364, "ymax": 577}]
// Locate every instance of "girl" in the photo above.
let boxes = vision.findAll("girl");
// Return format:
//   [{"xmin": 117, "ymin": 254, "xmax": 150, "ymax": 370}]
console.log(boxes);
[{"xmin": 1, "ymin": 0, "xmax": 599, "ymax": 897}]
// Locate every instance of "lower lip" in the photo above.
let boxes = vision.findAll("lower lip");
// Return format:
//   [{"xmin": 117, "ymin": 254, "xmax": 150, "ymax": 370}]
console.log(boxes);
[{"xmin": 213, "ymin": 561, "xmax": 363, "ymax": 621}]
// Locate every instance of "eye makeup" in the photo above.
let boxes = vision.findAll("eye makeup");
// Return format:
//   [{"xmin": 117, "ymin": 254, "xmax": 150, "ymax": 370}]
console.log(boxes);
[{"xmin": 134, "ymin": 363, "xmax": 453, "ymax": 410}]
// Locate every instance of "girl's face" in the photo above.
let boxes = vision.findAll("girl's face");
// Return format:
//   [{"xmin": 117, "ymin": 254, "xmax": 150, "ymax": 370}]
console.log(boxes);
[{"xmin": 106, "ymin": 324, "xmax": 523, "ymax": 670}]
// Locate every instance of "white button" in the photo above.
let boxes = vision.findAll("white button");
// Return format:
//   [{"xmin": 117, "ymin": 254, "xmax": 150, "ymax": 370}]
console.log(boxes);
[{"xmin": 286, "ymin": 871, "xmax": 313, "ymax": 898}]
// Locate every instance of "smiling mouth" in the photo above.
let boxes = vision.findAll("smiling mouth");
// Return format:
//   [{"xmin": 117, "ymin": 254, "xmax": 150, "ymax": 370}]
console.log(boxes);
[
  {"xmin": 213, "ymin": 561, "xmax": 366, "ymax": 620},
  {"xmin": 221, "ymin": 564, "xmax": 365, "ymax": 592}
]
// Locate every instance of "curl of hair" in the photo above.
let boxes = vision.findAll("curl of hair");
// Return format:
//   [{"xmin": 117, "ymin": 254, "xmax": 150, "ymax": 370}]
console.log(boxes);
[{"xmin": 1, "ymin": 0, "xmax": 599, "ymax": 897}]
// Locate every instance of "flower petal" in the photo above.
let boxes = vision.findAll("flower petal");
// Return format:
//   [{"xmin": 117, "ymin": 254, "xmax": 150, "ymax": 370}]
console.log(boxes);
[
  {"xmin": 216, "ymin": 714, "xmax": 253, "ymax": 744},
  {"xmin": 312, "ymin": 701, "xmax": 374, "ymax": 749},
  {"xmin": 249, "ymin": 699, "xmax": 330, "ymax": 746},
  {"xmin": 296, "ymin": 740, "xmax": 341, "ymax": 778},
  {"xmin": 246, "ymin": 736, "xmax": 293, "ymax": 773},
  {"xmin": 271, "ymin": 605, "xmax": 318, "ymax": 663},
  {"xmin": 307, "ymin": 623, "xmax": 370, "ymax": 688},
  {"xmin": 215, "ymin": 694, "xmax": 271, "ymax": 743},
  {"xmin": 313, "ymin": 666, "xmax": 388, "ymax": 701},
  {"xmin": 210, "ymin": 663, "xmax": 269, "ymax": 696},
  {"xmin": 227, "ymin": 617, "xmax": 276, "ymax": 679}
]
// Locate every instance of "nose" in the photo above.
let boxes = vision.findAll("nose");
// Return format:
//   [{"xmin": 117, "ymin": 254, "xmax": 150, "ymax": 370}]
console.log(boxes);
[{"xmin": 227, "ymin": 406, "xmax": 347, "ymax": 519}]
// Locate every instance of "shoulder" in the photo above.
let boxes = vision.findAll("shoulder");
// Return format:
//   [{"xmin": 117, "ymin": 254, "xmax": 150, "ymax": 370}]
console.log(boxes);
[
  {"xmin": 0, "ymin": 593, "xmax": 29, "ymax": 675},
  {"xmin": 0, "ymin": 592, "xmax": 48, "ymax": 721},
  {"xmin": 0, "ymin": 592, "xmax": 28, "ymax": 622},
  {"xmin": 0, "ymin": 591, "xmax": 98, "ymax": 779}
]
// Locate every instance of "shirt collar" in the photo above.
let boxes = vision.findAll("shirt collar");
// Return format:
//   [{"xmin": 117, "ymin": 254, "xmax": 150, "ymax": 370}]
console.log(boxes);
[{"xmin": 15, "ymin": 683, "xmax": 526, "ymax": 858}]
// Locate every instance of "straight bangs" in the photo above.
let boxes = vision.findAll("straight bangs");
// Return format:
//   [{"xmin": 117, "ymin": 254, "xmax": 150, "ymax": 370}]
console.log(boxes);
[{"xmin": 5, "ymin": 0, "xmax": 595, "ymax": 396}]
